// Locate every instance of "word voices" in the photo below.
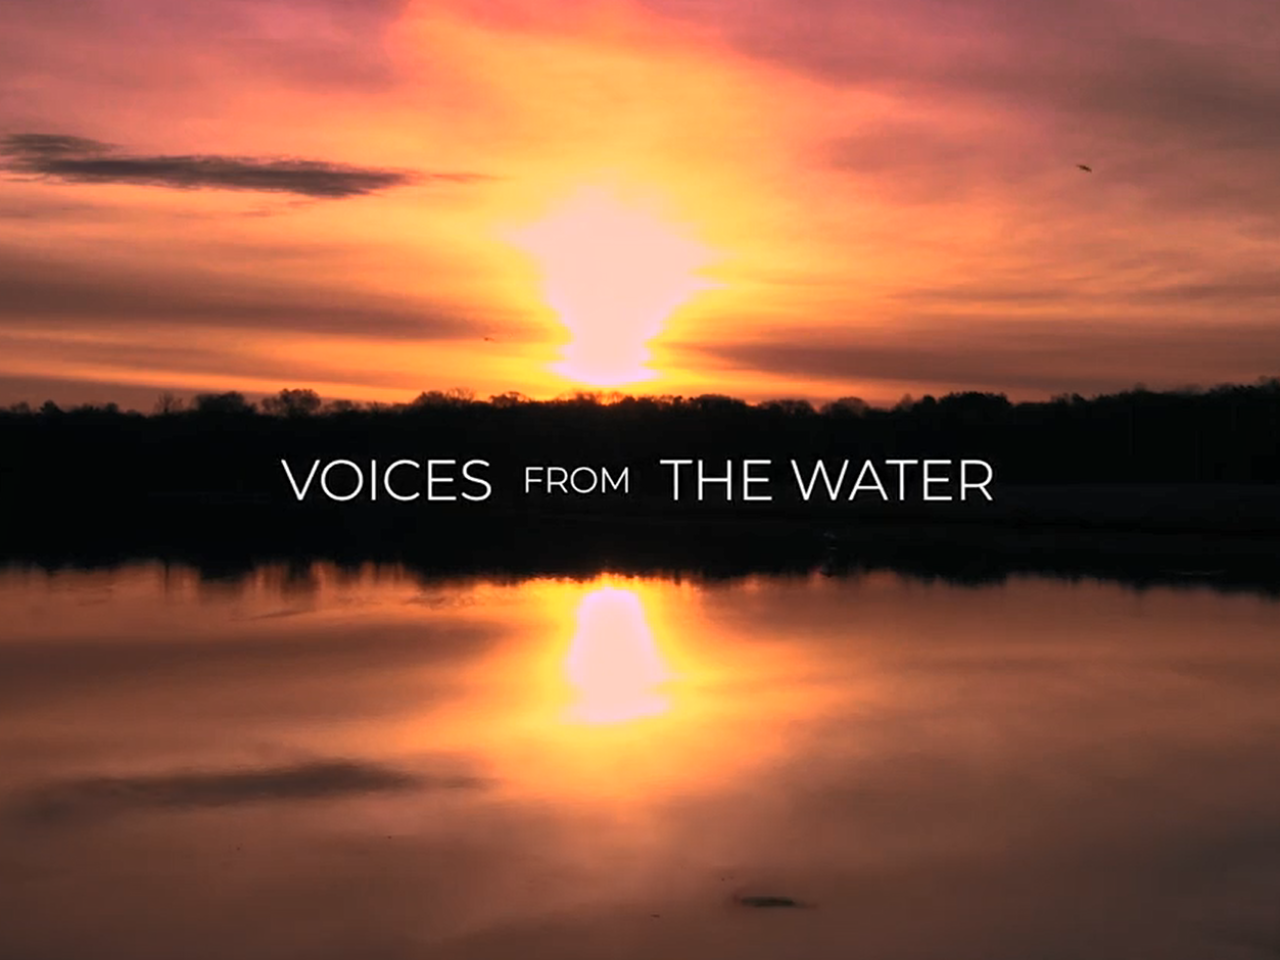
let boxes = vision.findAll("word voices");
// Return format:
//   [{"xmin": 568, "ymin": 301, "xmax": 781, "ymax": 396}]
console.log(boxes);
[{"xmin": 281, "ymin": 459, "xmax": 492, "ymax": 501}]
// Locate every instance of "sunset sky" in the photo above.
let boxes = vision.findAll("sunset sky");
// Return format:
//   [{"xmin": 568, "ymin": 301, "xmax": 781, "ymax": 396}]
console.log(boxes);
[{"xmin": 3, "ymin": 0, "xmax": 1279, "ymax": 409}]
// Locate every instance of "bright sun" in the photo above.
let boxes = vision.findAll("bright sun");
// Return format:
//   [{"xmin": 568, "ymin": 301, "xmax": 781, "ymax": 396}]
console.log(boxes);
[{"xmin": 505, "ymin": 186, "xmax": 715, "ymax": 388}]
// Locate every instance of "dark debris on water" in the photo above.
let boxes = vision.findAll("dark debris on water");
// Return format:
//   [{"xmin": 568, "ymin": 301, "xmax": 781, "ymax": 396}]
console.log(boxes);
[{"xmin": 733, "ymin": 895, "xmax": 808, "ymax": 909}]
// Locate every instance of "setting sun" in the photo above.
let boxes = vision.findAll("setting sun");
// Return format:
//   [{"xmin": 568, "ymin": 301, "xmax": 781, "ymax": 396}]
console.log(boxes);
[{"xmin": 505, "ymin": 186, "xmax": 717, "ymax": 388}]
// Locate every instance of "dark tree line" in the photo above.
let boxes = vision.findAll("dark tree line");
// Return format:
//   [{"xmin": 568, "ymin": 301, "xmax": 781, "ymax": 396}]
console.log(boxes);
[{"xmin": 2, "ymin": 378, "xmax": 1279, "ymax": 531}]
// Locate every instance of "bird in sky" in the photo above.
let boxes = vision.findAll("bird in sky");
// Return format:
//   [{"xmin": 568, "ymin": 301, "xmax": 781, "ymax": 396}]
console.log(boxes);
[{"xmin": 1077, "ymin": 164, "xmax": 1093, "ymax": 172}]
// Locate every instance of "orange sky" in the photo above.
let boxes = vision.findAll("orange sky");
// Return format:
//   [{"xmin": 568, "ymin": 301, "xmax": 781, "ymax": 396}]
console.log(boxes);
[{"xmin": 2, "ymin": 0, "xmax": 1279, "ymax": 409}]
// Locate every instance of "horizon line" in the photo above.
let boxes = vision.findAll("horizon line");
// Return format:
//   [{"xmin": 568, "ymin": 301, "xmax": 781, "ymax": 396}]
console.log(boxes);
[{"xmin": 4, "ymin": 377, "xmax": 1279, "ymax": 417}]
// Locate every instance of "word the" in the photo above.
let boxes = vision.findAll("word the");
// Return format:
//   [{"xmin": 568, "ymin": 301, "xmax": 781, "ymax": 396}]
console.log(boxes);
[{"xmin": 658, "ymin": 459, "xmax": 995, "ymax": 501}]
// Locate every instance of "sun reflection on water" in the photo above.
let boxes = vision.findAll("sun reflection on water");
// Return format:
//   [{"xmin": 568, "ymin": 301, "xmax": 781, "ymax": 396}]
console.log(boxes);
[
  {"xmin": 563, "ymin": 587, "xmax": 670, "ymax": 724},
  {"xmin": 377, "ymin": 573, "xmax": 814, "ymax": 802}
]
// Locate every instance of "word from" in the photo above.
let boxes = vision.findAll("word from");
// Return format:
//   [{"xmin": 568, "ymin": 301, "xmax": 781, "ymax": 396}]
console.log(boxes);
[{"xmin": 523, "ymin": 465, "xmax": 630, "ymax": 495}]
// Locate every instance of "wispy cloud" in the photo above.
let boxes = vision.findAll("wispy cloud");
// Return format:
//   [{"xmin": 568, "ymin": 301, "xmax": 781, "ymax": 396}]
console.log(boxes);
[
  {"xmin": 0, "ymin": 133, "xmax": 487, "ymax": 198},
  {"xmin": 698, "ymin": 317, "xmax": 1280, "ymax": 397},
  {"xmin": 0, "ymin": 246, "xmax": 480, "ymax": 341},
  {"xmin": 645, "ymin": 0, "xmax": 1280, "ymax": 227}
]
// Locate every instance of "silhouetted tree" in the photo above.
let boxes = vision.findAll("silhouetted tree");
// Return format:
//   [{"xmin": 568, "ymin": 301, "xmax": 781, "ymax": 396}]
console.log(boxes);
[
  {"xmin": 322, "ymin": 399, "xmax": 361, "ymax": 414},
  {"xmin": 261, "ymin": 388, "xmax": 321, "ymax": 417},
  {"xmin": 761, "ymin": 399, "xmax": 816, "ymax": 416},
  {"xmin": 489, "ymin": 391, "xmax": 530, "ymax": 408},
  {"xmin": 690, "ymin": 394, "xmax": 749, "ymax": 414},
  {"xmin": 154, "ymin": 392, "xmax": 186, "ymax": 415},
  {"xmin": 822, "ymin": 396, "xmax": 869, "ymax": 417},
  {"xmin": 194, "ymin": 391, "xmax": 254, "ymax": 414}
]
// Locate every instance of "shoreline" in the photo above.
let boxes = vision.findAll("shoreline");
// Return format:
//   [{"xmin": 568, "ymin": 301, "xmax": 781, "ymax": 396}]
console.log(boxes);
[
  {"xmin": 5, "ymin": 487, "xmax": 1280, "ymax": 594},
  {"xmin": 7, "ymin": 481, "xmax": 1280, "ymax": 532}
]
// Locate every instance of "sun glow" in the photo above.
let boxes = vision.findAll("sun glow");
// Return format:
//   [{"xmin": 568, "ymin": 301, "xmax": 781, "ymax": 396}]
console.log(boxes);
[
  {"xmin": 505, "ymin": 186, "xmax": 716, "ymax": 387},
  {"xmin": 385, "ymin": 575, "xmax": 824, "ymax": 802},
  {"xmin": 563, "ymin": 586, "xmax": 671, "ymax": 724}
]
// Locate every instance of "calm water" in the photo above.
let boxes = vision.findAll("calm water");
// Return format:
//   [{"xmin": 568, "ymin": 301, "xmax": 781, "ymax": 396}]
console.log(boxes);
[{"xmin": 2, "ymin": 562, "xmax": 1280, "ymax": 960}]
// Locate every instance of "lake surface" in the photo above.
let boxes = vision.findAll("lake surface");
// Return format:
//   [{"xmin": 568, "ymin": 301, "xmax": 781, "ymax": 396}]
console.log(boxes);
[{"xmin": 2, "ymin": 561, "xmax": 1280, "ymax": 960}]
